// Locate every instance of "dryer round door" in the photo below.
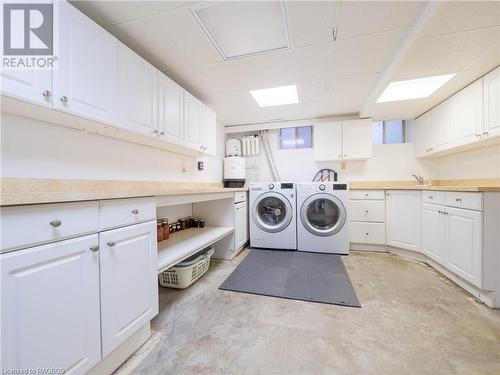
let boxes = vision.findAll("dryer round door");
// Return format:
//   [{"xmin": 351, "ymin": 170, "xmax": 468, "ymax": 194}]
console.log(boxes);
[
  {"xmin": 300, "ymin": 193, "xmax": 346, "ymax": 237},
  {"xmin": 252, "ymin": 192, "xmax": 293, "ymax": 233}
]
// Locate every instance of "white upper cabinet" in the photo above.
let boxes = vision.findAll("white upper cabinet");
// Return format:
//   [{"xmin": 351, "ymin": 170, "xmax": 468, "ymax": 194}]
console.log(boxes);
[
  {"xmin": 483, "ymin": 66, "xmax": 500, "ymax": 138},
  {"xmin": 54, "ymin": 1, "xmax": 118, "ymax": 124},
  {"xmin": 415, "ymin": 112, "xmax": 432, "ymax": 157},
  {"xmin": 1, "ymin": 70, "xmax": 52, "ymax": 107},
  {"xmin": 184, "ymin": 91, "xmax": 204, "ymax": 151},
  {"xmin": 118, "ymin": 43, "xmax": 158, "ymax": 136},
  {"xmin": 202, "ymin": 105, "xmax": 217, "ymax": 156},
  {"xmin": 342, "ymin": 119, "xmax": 372, "ymax": 160},
  {"xmin": 451, "ymin": 79, "xmax": 483, "ymax": 145},
  {"xmin": 1, "ymin": 235, "xmax": 101, "ymax": 373},
  {"xmin": 386, "ymin": 190, "xmax": 421, "ymax": 252},
  {"xmin": 314, "ymin": 121, "xmax": 343, "ymax": 161},
  {"xmin": 158, "ymin": 73, "xmax": 184, "ymax": 145},
  {"xmin": 431, "ymin": 101, "xmax": 452, "ymax": 152}
]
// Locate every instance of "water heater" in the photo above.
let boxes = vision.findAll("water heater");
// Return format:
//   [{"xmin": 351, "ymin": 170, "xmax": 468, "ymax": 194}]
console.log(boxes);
[{"xmin": 223, "ymin": 156, "xmax": 245, "ymax": 188}]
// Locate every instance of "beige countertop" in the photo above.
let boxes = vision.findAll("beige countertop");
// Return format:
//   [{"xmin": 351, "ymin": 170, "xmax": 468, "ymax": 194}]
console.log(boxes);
[
  {"xmin": 0, "ymin": 178, "xmax": 247, "ymax": 206},
  {"xmin": 349, "ymin": 179, "xmax": 500, "ymax": 192}
]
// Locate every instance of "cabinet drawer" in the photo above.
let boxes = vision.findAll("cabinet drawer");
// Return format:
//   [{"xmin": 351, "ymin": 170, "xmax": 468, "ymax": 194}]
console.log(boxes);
[
  {"xmin": 445, "ymin": 192, "xmax": 483, "ymax": 211},
  {"xmin": 99, "ymin": 197, "xmax": 156, "ymax": 230},
  {"xmin": 349, "ymin": 200, "xmax": 385, "ymax": 222},
  {"xmin": 234, "ymin": 191, "xmax": 247, "ymax": 203},
  {"xmin": 350, "ymin": 190, "xmax": 385, "ymax": 200},
  {"xmin": 422, "ymin": 191, "xmax": 445, "ymax": 205},
  {"xmin": 1, "ymin": 201, "xmax": 99, "ymax": 252},
  {"xmin": 350, "ymin": 222, "xmax": 385, "ymax": 245}
]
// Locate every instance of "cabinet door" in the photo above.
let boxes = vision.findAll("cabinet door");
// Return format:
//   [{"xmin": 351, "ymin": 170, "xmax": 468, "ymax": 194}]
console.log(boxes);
[
  {"xmin": 446, "ymin": 207, "xmax": 483, "ymax": 287},
  {"xmin": 342, "ymin": 119, "xmax": 372, "ymax": 160},
  {"xmin": 1, "ymin": 70, "xmax": 52, "ymax": 107},
  {"xmin": 99, "ymin": 221, "xmax": 158, "ymax": 357},
  {"xmin": 118, "ymin": 43, "xmax": 158, "ymax": 136},
  {"xmin": 202, "ymin": 106, "xmax": 217, "ymax": 156},
  {"xmin": 54, "ymin": 1, "xmax": 118, "ymax": 124},
  {"xmin": 1, "ymin": 235, "xmax": 101, "ymax": 373},
  {"xmin": 415, "ymin": 112, "xmax": 433, "ymax": 156},
  {"xmin": 184, "ymin": 91, "xmax": 203, "ymax": 151},
  {"xmin": 313, "ymin": 121, "xmax": 343, "ymax": 161},
  {"xmin": 234, "ymin": 202, "xmax": 248, "ymax": 250},
  {"xmin": 158, "ymin": 73, "xmax": 184, "ymax": 145},
  {"xmin": 421, "ymin": 203, "xmax": 446, "ymax": 264},
  {"xmin": 431, "ymin": 101, "xmax": 452, "ymax": 151},
  {"xmin": 483, "ymin": 67, "xmax": 500, "ymax": 138},
  {"xmin": 451, "ymin": 79, "xmax": 483, "ymax": 146},
  {"xmin": 386, "ymin": 191, "xmax": 421, "ymax": 251}
]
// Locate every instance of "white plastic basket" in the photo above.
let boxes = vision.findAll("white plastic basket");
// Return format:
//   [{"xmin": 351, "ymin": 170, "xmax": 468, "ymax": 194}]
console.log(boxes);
[{"xmin": 158, "ymin": 247, "xmax": 214, "ymax": 289}]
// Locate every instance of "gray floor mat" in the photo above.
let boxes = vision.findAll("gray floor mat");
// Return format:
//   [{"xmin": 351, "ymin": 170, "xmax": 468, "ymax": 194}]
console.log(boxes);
[{"xmin": 219, "ymin": 250, "xmax": 361, "ymax": 308}]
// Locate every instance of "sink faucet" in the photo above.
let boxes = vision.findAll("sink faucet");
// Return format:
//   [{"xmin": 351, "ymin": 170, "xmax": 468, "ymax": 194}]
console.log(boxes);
[{"xmin": 412, "ymin": 174, "xmax": 425, "ymax": 185}]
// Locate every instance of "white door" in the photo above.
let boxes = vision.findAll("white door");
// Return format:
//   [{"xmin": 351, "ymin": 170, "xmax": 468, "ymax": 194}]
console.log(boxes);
[
  {"xmin": 431, "ymin": 101, "xmax": 452, "ymax": 152},
  {"xmin": 234, "ymin": 201, "xmax": 248, "ymax": 250},
  {"xmin": 314, "ymin": 122, "xmax": 343, "ymax": 161},
  {"xmin": 158, "ymin": 73, "xmax": 184, "ymax": 145},
  {"xmin": 184, "ymin": 91, "xmax": 203, "ymax": 151},
  {"xmin": 1, "ymin": 70, "xmax": 52, "ymax": 107},
  {"xmin": 483, "ymin": 67, "xmax": 500, "ymax": 138},
  {"xmin": 415, "ymin": 113, "xmax": 432, "ymax": 157},
  {"xmin": 446, "ymin": 207, "xmax": 483, "ymax": 288},
  {"xmin": 1, "ymin": 235, "xmax": 101, "ymax": 374},
  {"xmin": 54, "ymin": 1, "xmax": 118, "ymax": 124},
  {"xmin": 386, "ymin": 191, "xmax": 421, "ymax": 251},
  {"xmin": 451, "ymin": 79, "xmax": 483, "ymax": 146},
  {"xmin": 118, "ymin": 43, "xmax": 158, "ymax": 136},
  {"xmin": 99, "ymin": 221, "xmax": 158, "ymax": 357},
  {"xmin": 202, "ymin": 106, "xmax": 217, "ymax": 156},
  {"xmin": 421, "ymin": 203, "xmax": 446, "ymax": 264},
  {"xmin": 342, "ymin": 119, "xmax": 372, "ymax": 160}
]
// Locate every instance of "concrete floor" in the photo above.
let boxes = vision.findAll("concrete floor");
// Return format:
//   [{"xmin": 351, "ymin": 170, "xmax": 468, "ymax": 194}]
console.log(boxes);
[{"xmin": 119, "ymin": 250, "xmax": 500, "ymax": 375}]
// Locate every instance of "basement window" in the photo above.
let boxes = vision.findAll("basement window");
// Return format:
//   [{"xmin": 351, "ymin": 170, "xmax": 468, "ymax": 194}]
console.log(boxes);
[
  {"xmin": 279, "ymin": 126, "xmax": 313, "ymax": 149},
  {"xmin": 372, "ymin": 120, "xmax": 412, "ymax": 144}
]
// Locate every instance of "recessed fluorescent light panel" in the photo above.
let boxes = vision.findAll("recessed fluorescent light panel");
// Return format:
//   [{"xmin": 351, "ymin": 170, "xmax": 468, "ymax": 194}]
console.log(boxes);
[
  {"xmin": 192, "ymin": 1, "xmax": 292, "ymax": 60},
  {"xmin": 250, "ymin": 85, "xmax": 299, "ymax": 107},
  {"xmin": 377, "ymin": 74, "xmax": 456, "ymax": 103}
]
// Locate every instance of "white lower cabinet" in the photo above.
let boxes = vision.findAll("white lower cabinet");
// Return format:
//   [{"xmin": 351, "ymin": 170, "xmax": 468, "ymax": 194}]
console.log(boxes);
[
  {"xmin": 1, "ymin": 235, "xmax": 101, "ymax": 374},
  {"xmin": 421, "ymin": 203, "xmax": 447, "ymax": 264},
  {"xmin": 99, "ymin": 221, "xmax": 158, "ymax": 357},
  {"xmin": 386, "ymin": 190, "xmax": 421, "ymax": 251},
  {"xmin": 234, "ymin": 201, "xmax": 248, "ymax": 250}
]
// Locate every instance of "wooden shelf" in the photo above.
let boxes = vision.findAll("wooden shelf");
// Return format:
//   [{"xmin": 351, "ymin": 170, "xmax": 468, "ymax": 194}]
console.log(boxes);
[{"xmin": 157, "ymin": 226, "xmax": 233, "ymax": 273}]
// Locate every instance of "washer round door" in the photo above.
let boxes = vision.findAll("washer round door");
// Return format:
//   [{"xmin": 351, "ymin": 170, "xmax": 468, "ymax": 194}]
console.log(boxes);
[
  {"xmin": 252, "ymin": 192, "xmax": 293, "ymax": 233},
  {"xmin": 300, "ymin": 193, "xmax": 346, "ymax": 237}
]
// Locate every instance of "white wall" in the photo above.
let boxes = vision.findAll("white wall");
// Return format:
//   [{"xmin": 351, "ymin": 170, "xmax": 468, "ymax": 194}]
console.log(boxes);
[
  {"xmin": 435, "ymin": 144, "xmax": 500, "ymax": 180},
  {"xmin": 1, "ymin": 113, "xmax": 224, "ymax": 182},
  {"xmin": 238, "ymin": 129, "xmax": 437, "ymax": 183}
]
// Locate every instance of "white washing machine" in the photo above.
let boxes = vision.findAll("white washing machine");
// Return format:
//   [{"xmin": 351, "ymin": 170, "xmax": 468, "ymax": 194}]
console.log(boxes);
[
  {"xmin": 249, "ymin": 182, "xmax": 297, "ymax": 250},
  {"xmin": 296, "ymin": 182, "xmax": 349, "ymax": 254}
]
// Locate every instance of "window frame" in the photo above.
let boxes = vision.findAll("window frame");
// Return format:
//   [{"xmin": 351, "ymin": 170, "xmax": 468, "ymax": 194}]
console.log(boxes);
[
  {"xmin": 278, "ymin": 126, "xmax": 313, "ymax": 150},
  {"xmin": 372, "ymin": 120, "xmax": 409, "ymax": 144}
]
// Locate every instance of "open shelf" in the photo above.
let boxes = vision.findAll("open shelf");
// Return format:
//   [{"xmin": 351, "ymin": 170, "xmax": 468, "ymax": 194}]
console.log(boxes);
[{"xmin": 157, "ymin": 226, "xmax": 234, "ymax": 273}]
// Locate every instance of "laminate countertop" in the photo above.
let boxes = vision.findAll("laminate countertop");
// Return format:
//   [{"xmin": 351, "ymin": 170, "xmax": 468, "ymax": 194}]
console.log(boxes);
[
  {"xmin": 349, "ymin": 179, "xmax": 500, "ymax": 192},
  {"xmin": 0, "ymin": 178, "xmax": 248, "ymax": 206}
]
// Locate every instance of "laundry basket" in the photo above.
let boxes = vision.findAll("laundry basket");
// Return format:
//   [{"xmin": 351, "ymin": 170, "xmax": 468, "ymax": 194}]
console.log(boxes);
[{"xmin": 158, "ymin": 247, "xmax": 214, "ymax": 289}]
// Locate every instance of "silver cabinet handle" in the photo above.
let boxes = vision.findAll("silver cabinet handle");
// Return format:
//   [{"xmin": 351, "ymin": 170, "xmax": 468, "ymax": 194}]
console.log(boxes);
[
  {"xmin": 482, "ymin": 131, "xmax": 489, "ymax": 137},
  {"xmin": 428, "ymin": 196, "xmax": 433, "ymax": 199},
  {"xmin": 456, "ymin": 198, "xmax": 462, "ymax": 202},
  {"xmin": 131, "ymin": 209, "xmax": 139, "ymax": 214},
  {"xmin": 475, "ymin": 133, "xmax": 481, "ymax": 138},
  {"xmin": 343, "ymin": 154, "xmax": 347, "ymax": 157},
  {"xmin": 338, "ymin": 154, "xmax": 341, "ymax": 158},
  {"xmin": 160, "ymin": 131, "xmax": 165, "ymax": 135},
  {"xmin": 90, "ymin": 246, "xmax": 99, "ymax": 252},
  {"xmin": 152, "ymin": 129, "xmax": 159, "ymax": 135},
  {"xmin": 107, "ymin": 241, "xmax": 115, "ymax": 247},
  {"xmin": 365, "ymin": 232, "xmax": 369, "ymax": 235},
  {"xmin": 60, "ymin": 96, "xmax": 68, "ymax": 103},
  {"xmin": 42, "ymin": 90, "xmax": 51, "ymax": 98},
  {"xmin": 365, "ymin": 210, "xmax": 369, "ymax": 213},
  {"xmin": 50, "ymin": 219, "xmax": 61, "ymax": 227}
]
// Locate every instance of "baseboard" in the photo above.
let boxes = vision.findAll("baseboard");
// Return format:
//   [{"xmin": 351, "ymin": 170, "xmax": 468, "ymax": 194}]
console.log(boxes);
[
  {"xmin": 87, "ymin": 322, "xmax": 151, "ymax": 375},
  {"xmin": 350, "ymin": 243, "xmax": 388, "ymax": 252}
]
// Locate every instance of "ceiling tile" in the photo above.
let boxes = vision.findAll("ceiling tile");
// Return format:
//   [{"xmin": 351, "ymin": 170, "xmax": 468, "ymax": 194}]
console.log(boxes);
[
  {"xmin": 423, "ymin": 1, "xmax": 500, "ymax": 38},
  {"xmin": 70, "ymin": 1, "xmax": 142, "ymax": 28},
  {"xmin": 133, "ymin": 1, "xmax": 196, "ymax": 16},
  {"xmin": 338, "ymin": 1, "xmax": 425, "ymax": 40}
]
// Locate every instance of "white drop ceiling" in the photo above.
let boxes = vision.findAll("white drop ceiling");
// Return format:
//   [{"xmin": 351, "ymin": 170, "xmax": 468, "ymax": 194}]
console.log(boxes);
[{"xmin": 71, "ymin": 1, "xmax": 500, "ymax": 126}]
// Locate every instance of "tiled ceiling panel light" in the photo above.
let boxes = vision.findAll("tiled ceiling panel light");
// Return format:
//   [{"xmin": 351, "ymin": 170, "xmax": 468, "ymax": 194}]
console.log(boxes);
[
  {"xmin": 192, "ymin": 1, "xmax": 291, "ymax": 60},
  {"xmin": 377, "ymin": 74, "xmax": 456, "ymax": 103},
  {"xmin": 250, "ymin": 85, "xmax": 299, "ymax": 107}
]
